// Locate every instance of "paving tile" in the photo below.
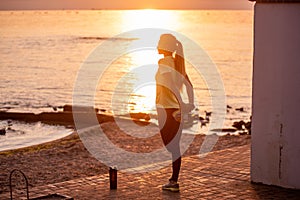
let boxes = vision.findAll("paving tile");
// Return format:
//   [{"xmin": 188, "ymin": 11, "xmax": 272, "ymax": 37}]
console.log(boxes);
[{"xmin": 1, "ymin": 144, "xmax": 300, "ymax": 199}]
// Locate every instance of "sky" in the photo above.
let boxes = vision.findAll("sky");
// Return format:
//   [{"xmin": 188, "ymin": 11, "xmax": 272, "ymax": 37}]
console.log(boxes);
[{"xmin": 0, "ymin": 0, "xmax": 254, "ymax": 10}]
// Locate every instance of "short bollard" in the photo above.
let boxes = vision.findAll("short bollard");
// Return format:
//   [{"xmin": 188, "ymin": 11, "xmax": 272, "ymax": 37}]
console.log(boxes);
[{"xmin": 109, "ymin": 167, "xmax": 117, "ymax": 189}]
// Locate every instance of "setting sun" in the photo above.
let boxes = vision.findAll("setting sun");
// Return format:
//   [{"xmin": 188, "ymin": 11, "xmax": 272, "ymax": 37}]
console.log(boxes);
[{"xmin": 121, "ymin": 9, "xmax": 178, "ymax": 31}]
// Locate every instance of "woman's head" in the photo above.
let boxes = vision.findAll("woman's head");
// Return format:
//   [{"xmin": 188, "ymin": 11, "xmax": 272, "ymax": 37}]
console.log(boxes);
[
  {"xmin": 157, "ymin": 33, "xmax": 186, "ymax": 78},
  {"xmin": 157, "ymin": 34, "xmax": 177, "ymax": 54}
]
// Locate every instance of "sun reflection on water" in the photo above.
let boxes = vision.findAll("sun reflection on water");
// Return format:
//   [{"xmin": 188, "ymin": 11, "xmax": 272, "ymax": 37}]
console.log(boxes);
[
  {"xmin": 126, "ymin": 50, "xmax": 158, "ymax": 114},
  {"xmin": 128, "ymin": 84, "xmax": 157, "ymax": 113},
  {"xmin": 119, "ymin": 10, "xmax": 178, "ymax": 114}
]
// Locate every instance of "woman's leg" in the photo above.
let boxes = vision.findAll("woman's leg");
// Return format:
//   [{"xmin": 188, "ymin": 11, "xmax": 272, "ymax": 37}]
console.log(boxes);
[
  {"xmin": 170, "ymin": 152, "xmax": 181, "ymax": 182},
  {"xmin": 157, "ymin": 108, "xmax": 182, "ymax": 182}
]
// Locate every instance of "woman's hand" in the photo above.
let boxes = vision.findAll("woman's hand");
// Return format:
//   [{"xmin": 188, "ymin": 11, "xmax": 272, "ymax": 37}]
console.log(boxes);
[{"xmin": 183, "ymin": 103, "xmax": 195, "ymax": 113}]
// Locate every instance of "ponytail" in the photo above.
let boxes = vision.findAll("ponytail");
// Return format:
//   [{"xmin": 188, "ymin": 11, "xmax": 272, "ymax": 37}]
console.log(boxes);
[{"xmin": 175, "ymin": 40, "xmax": 187, "ymax": 88}]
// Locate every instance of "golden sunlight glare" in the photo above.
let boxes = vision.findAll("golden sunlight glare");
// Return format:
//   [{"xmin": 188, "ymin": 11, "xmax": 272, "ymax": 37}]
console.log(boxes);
[
  {"xmin": 126, "ymin": 50, "xmax": 159, "ymax": 114},
  {"xmin": 121, "ymin": 9, "xmax": 178, "ymax": 113},
  {"xmin": 128, "ymin": 84, "xmax": 157, "ymax": 113},
  {"xmin": 121, "ymin": 9, "xmax": 178, "ymax": 31}
]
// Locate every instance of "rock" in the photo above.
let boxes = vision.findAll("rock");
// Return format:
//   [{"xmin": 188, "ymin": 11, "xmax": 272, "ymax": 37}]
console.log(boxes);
[
  {"xmin": 210, "ymin": 128, "xmax": 237, "ymax": 133},
  {"xmin": 7, "ymin": 120, "xmax": 13, "ymax": 126},
  {"xmin": 245, "ymin": 121, "xmax": 251, "ymax": 135},
  {"xmin": 127, "ymin": 112, "xmax": 151, "ymax": 127},
  {"xmin": 205, "ymin": 110, "xmax": 212, "ymax": 117},
  {"xmin": 239, "ymin": 131, "xmax": 248, "ymax": 135},
  {"xmin": 199, "ymin": 116, "xmax": 209, "ymax": 127},
  {"xmin": 63, "ymin": 104, "xmax": 73, "ymax": 112},
  {"xmin": 245, "ymin": 121, "xmax": 251, "ymax": 130},
  {"xmin": 235, "ymin": 107, "xmax": 244, "ymax": 112},
  {"xmin": 232, "ymin": 120, "xmax": 245, "ymax": 130},
  {"xmin": 63, "ymin": 104, "xmax": 97, "ymax": 113},
  {"xmin": 129, "ymin": 112, "xmax": 151, "ymax": 121},
  {"xmin": 0, "ymin": 128, "xmax": 6, "ymax": 135}
]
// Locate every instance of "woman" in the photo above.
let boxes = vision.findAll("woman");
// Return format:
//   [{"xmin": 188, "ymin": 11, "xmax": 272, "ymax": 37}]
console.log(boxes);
[{"xmin": 156, "ymin": 33, "xmax": 194, "ymax": 192}]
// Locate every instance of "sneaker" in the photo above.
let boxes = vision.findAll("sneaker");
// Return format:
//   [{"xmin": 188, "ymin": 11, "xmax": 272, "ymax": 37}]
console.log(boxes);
[{"xmin": 162, "ymin": 181, "xmax": 179, "ymax": 192}]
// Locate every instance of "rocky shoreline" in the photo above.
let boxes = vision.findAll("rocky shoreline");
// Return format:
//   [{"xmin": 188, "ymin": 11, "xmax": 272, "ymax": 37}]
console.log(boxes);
[{"xmin": 0, "ymin": 104, "xmax": 252, "ymax": 136}]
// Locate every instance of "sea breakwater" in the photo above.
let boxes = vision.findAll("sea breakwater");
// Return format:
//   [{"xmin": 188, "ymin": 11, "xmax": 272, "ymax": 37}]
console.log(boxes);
[{"xmin": 0, "ymin": 105, "xmax": 153, "ymax": 129}]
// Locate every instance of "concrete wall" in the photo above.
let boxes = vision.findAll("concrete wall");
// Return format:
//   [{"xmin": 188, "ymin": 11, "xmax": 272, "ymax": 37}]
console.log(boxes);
[{"xmin": 251, "ymin": 2, "xmax": 300, "ymax": 189}]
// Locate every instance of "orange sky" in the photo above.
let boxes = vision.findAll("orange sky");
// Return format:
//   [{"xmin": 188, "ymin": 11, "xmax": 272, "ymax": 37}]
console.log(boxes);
[{"xmin": 0, "ymin": 0, "xmax": 254, "ymax": 10}]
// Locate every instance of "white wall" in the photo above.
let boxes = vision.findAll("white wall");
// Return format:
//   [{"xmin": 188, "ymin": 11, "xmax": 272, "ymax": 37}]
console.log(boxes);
[{"xmin": 251, "ymin": 3, "xmax": 300, "ymax": 189}]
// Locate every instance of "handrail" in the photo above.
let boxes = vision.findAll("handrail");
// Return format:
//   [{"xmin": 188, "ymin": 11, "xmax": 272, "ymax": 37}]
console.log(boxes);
[{"xmin": 9, "ymin": 169, "xmax": 29, "ymax": 200}]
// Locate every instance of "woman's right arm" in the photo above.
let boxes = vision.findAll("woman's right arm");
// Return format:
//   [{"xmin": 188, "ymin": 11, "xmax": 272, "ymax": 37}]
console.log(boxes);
[{"xmin": 184, "ymin": 75, "xmax": 195, "ymax": 111}]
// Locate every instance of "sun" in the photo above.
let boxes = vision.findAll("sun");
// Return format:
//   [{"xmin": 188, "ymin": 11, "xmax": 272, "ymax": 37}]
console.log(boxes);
[{"xmin": 121, "ymin": 9, "xmax": 178, "ymax": 31}]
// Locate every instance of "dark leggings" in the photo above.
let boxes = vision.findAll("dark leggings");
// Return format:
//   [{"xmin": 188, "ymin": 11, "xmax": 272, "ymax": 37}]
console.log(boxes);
[{"xmin": 157, "ymin": 108, "xmax": 182, "ymax": 182}]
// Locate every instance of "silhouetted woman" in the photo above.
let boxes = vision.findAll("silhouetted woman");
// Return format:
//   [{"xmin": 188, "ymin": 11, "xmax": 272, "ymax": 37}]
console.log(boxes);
[{"xmin": 156, "ymin": 33, "xmax": 194, "ymax": 192}]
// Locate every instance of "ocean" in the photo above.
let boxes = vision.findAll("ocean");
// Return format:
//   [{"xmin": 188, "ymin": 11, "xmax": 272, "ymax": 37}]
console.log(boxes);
[{"xmin": 0, "ymin": 10, "xmax": 253, "ymax": 149}]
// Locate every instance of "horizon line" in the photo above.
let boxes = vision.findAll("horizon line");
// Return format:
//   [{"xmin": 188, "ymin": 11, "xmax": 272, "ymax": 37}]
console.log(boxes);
[{"xmin": 0, "ymin": 8, "xmax": 253, "ymax": 11}]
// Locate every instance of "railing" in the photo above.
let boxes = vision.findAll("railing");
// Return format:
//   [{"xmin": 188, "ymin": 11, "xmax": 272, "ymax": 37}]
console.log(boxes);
[{"xmin": 9, "ymin": 169, "xmax": 29, "ymax": 200}]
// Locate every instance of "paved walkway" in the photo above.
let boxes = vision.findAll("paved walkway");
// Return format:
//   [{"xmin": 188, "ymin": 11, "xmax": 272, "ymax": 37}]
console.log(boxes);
[{"xmin": 2, "ymin": 144, "xmax": 300, "ymax": 199}]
